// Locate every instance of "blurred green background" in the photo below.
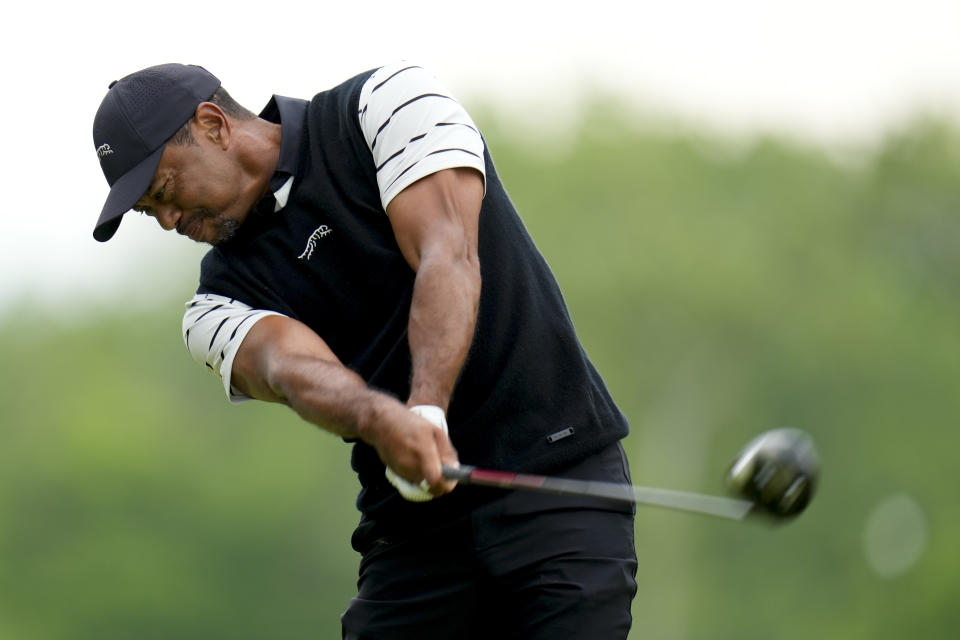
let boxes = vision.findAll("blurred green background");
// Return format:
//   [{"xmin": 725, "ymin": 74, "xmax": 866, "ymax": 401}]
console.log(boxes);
[{"xmin": 3, "ymin": 102, "xmax": 959, "ymax": 639}]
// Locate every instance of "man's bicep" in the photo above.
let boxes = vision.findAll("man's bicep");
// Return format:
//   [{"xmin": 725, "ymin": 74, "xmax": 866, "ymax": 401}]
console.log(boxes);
[
  {"xmin": 386, "ymin": 167, "xmax": 484, "ymax": 272},
  {"xmin": 230, "ymin": 314, "xmax": 341, "ymax": 403},
  {"xmin": 182, "ymin": 294, "xmax": 285, "ymax": 403}
]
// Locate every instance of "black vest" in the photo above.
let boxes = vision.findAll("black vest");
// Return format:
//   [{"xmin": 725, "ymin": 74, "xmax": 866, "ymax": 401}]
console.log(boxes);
[{"xmin": 197, "ymin": 70, "xmax": 629, "ymax": 519}]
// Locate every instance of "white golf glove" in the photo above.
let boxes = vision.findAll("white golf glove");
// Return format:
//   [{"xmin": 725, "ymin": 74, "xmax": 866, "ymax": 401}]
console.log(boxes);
[{"xmin": 385, "ymin": 405, "xmax": 448, "ymax": 502}]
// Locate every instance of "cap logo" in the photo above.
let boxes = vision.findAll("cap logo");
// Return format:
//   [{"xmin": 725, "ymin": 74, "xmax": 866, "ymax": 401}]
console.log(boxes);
[{"xmin": 96, "ymin": 143, "xmax": 115, "ymax": 159}]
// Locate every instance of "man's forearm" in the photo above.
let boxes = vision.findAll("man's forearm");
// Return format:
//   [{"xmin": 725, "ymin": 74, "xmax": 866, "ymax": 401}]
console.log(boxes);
[
  {"xmin": 406, "ymin": 251, "xmax": 481, "ymax": 411},
  {"xmin": 233, "ymin": 316, "xmax": 406, "ymax": 442},
  {"xmin": 248, "ymin": 350, "xmax": 388, "ymax": 440},
  {"xmin": 261, "ymin": 351, "xmax": 457, "ymax": 486},
  {"xmin": 230, "ymin": 302, "xmax": 461, "ymax": 491},
  {"xmin": 383, "ymin": 166, "xmax": 485, "ymax": 412}
]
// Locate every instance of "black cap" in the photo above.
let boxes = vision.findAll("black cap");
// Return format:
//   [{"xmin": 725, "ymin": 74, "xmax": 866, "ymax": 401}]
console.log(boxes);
[{"xmin": 92, "ymin": 63, "xmax": 221, "ymax": 242}]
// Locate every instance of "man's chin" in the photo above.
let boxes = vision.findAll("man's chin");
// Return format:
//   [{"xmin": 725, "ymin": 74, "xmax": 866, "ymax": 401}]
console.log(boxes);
[{"xmin": 210, "ymin": 218, "xmax": 242, "ymax": 246}]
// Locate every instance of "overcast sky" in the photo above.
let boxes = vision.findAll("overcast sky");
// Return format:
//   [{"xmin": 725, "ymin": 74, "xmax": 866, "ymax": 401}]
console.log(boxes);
[{"xmin": 4, "ymin": 0, "xmax": 960, "ymax": 315}]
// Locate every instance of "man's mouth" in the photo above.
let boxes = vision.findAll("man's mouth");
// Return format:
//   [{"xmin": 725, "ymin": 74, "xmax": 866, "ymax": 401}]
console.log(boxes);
[{"xmin": 178, "ymin": 216, "xmax": 202, "ymax": 241}]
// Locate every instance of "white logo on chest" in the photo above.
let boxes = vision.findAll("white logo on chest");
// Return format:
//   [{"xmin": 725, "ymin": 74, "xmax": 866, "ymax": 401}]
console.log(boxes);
[{"xmin": 297, "ymin": 225, "xmax": 332, "ymax": 260}]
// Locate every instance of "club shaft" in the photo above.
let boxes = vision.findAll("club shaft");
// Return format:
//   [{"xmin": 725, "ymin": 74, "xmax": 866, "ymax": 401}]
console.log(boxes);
[{"xmin": 442, "ymin": 465, "xmax": 754, "ymax": 521}]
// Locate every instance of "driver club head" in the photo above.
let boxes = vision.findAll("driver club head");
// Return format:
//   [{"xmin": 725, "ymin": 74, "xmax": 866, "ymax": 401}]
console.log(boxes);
[{"xmin": 727, "ymin": 428, "xmax": 820, "ymax": 519}]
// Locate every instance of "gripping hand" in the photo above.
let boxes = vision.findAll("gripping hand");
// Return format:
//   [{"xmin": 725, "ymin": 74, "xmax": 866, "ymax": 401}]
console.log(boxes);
[{"xmin": 385, "ymin": 405, "xmax": 449, "ymax": 502}]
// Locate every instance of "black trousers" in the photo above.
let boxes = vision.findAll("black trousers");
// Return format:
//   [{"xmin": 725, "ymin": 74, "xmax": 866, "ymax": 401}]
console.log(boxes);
[{"xmin": 341, "ymin": 444, "xmax": 638, "ymax": 639}]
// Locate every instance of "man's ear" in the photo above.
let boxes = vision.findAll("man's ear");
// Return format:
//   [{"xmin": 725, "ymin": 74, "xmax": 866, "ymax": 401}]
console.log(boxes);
[{"xmin": 193, "ymin": 102, "xmax": 230, "ymax": 148}]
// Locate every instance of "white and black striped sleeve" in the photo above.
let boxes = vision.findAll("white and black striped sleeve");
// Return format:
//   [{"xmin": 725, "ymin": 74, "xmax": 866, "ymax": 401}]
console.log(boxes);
[
  {"xmin": 358, "ymin": 62, "xmax": 486, "ymax": 211},
  {"xmin": 182, "ymin": 293, "xmax": 285, "ymax": 403}
]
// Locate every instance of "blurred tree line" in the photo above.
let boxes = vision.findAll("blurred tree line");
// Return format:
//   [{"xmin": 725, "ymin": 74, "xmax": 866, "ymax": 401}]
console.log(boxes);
[{"xmin": 2, "ymin": 102, "xmax": 959, "ymax": 639}]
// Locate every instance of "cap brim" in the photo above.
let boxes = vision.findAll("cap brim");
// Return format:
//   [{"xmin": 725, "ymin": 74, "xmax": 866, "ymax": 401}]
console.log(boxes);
[{"xmin": 93, "ymin": 145, "xmax": 166, "ymax": 242}]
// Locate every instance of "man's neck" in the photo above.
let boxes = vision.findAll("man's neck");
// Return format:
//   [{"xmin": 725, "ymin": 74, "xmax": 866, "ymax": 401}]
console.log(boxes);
[{"xmin": 236, "ymin": 117, "xmax": 284, "ymax": 201}]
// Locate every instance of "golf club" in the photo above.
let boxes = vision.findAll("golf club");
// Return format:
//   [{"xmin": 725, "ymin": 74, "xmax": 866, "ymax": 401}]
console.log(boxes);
[{"xmin": 442, "ymin": 465, "xmax": 755, "ymax": 521}]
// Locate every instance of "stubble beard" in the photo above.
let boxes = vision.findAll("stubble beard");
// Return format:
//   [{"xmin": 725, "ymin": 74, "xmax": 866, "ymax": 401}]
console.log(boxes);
[
  {"xmin": 211, "ymin": 217, "xmax": 242, "ymax": 245},
  {"xmin": 188, "ymin": 207, "xmax": 242, "ymax": 246}
]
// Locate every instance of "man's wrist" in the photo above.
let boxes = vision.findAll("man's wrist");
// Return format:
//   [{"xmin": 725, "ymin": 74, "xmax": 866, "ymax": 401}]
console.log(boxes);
[{"xmin": 353, "ymin": 392, "xmax": 395, "ymax": 445}]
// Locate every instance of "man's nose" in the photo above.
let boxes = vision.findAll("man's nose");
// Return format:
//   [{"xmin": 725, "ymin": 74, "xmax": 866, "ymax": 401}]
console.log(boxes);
[{"xmin": 154, "ymin": 203, "xmax": 182, "ymax": 231}]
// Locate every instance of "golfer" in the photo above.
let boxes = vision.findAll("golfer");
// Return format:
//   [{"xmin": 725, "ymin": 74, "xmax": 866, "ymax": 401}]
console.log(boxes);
[{"xmin": 91, "ymin": 62, "xmax": 637, "ymax": 639}]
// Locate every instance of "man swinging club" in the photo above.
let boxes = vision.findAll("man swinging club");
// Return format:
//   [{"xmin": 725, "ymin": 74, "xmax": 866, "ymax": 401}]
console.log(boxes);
[{"xmin": 91, "ymin": 62, "xmax": 638, "ymax": 639}]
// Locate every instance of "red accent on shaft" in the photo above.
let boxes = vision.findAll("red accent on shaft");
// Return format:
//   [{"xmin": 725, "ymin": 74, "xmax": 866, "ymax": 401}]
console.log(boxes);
[{"xmin": 469, "ymin": 469, "xmax": 547, "ymax": 489}]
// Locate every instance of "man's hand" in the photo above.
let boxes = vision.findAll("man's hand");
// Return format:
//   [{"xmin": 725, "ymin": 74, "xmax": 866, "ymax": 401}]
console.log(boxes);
[{"xmin": 384, "ymin": 405, "xmax": 458, "ymax": 501}]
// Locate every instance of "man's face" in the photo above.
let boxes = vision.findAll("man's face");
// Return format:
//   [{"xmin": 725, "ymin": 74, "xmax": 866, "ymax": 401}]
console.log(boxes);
[{"xmin": 133, "ymin": 130, "xmax": 254, "ymax": 245}]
